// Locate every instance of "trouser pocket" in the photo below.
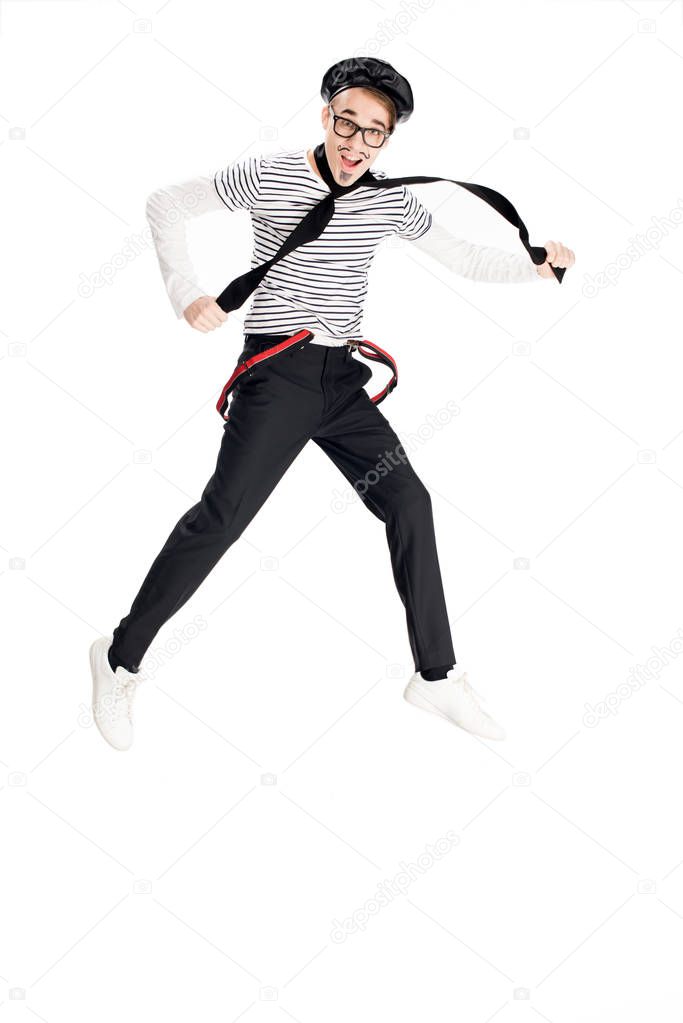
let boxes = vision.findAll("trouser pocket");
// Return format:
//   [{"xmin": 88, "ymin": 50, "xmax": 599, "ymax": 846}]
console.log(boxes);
[{"xmin": 238, "ymin": 341, "xmax": 260, "ymax": 363}]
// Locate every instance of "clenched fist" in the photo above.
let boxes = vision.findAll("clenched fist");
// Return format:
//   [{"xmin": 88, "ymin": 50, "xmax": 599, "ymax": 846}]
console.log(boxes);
[
  {"xmin": 537, "ymin": 240, "xmax": 575, "ymax": 279},
  {"xmin": 183, "ymin": 296, "xmax": 229, "ymax": 332}
]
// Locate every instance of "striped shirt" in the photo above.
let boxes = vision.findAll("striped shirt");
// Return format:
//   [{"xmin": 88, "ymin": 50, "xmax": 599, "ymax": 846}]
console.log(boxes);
[
  {"xmin": 145, "ymin": 147, "xmax": 540, "ymax": 344},
  {"xmin": 212, "ymin": 147, "xmax": 432, "ymax": 340}
]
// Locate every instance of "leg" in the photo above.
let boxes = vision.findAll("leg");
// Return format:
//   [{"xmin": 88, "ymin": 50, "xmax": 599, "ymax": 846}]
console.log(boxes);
[
  {"xmin": 111, "ymin": 357, "xmax": 319, "ymax": 672},
  {"xmin": 312, "ymin": 375, "xmax": 456, "ymax": 673}
]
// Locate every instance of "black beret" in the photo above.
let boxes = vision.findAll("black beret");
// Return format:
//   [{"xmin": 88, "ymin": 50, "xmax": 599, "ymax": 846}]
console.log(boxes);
[{"xmin": 320, "ymin": 56, "xmax": 414, "ymax": 126}]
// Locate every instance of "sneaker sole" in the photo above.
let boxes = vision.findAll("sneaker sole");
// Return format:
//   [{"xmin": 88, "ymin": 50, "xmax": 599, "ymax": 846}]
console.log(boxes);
[
  {"xmin": 89, "ymin": 638, "xmax": 133, "ymax": 752},
  {"xmin": 403, "ymin": 682, "xmax": 505, "ymax": 740}
]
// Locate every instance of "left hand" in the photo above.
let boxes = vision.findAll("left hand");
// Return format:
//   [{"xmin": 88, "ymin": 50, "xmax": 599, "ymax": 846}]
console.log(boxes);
[{"xmin": 537, "ymin": 240, "xmax": 575, "ymax": 279}]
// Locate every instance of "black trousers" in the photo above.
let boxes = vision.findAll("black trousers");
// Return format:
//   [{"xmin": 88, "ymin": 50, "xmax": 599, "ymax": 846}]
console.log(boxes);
[{"xmin": 111, "ymin": 333, "xmax": 456, "ymax": 674}]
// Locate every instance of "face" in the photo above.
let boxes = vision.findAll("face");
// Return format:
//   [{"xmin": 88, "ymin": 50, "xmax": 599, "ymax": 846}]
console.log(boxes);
[{"xmin": 321, "ymin": 87, "xmax": 393, "ymax": 186}]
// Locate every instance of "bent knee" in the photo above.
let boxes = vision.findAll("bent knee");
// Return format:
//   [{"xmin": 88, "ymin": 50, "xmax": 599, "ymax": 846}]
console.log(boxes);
[{"xmin": 396, "ymin": 480, "xmax": 432, "ymax": 516}]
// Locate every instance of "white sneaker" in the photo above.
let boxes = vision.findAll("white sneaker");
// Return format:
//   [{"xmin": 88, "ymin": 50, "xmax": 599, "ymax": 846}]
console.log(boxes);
[
  {"xmin": 403, "ymin": 667, "xmax": 506, "ymax": 740},
  {"xmin": 89, "ymin": 635, "xmax": 140, "ymax": 751}
]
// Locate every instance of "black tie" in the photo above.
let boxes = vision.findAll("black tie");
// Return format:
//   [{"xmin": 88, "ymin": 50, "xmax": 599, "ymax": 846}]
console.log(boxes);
[{"xmin": 215, "ymin": 142, "xmax": 563, "ymax": 314}]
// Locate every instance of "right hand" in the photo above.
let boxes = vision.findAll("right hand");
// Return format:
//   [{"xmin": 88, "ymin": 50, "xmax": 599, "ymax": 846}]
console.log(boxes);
[{"xmin": 183, "ymin": 296, "xmax": 229, "ymax": 333}]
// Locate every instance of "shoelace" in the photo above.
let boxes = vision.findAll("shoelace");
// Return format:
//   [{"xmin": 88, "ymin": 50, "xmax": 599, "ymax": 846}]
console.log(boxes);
[
  {"xmin": 123, "ymin": 677, "xmax": 139, "ymax": 722},
  {"xmin": 112, "ymin": 674, "xmax": 138, "ymax": 723},
  {"xmin": 450, "ymin": 672, "xmax": 491, "ymax": 713}
]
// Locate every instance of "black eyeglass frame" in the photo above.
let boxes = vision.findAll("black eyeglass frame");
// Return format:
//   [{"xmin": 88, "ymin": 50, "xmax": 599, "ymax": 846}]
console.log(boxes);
[{"xmin": 327, "ymin": 102, "xmax": 393, "ymax": 148}]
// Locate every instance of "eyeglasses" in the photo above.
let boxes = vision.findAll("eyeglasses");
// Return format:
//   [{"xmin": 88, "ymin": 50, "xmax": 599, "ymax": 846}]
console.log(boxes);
[{"xmin": 327, "ymin": 103, "xmax": 392, "ymax": 148}]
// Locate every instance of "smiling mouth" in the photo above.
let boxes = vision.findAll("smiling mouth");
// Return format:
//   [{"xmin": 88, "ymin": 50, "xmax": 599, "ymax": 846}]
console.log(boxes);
[{"xmin": 340, "ymin": 153, "xmax": 362, "ymax": 170}]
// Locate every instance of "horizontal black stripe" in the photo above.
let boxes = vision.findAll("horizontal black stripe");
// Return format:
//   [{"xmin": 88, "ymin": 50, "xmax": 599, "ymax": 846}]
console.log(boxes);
[{"xmin": 213, "ymin": 146, "xmax": 432, "ymax": 337}]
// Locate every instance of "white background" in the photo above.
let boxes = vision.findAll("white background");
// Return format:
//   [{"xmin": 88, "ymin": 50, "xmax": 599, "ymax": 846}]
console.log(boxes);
[{"xmin": 2, "ymin": 0, "xmax": 683, "ymax": 1020}]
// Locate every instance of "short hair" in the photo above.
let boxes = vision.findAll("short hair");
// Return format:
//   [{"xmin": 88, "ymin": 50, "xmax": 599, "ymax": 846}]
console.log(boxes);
[
  {"xmin": 358, "ymin": 86, "xmax": 397, "ymax": 133},
  {"xmin": 332, "ymin": 86, "xmax": 397, "ymax": 134}
]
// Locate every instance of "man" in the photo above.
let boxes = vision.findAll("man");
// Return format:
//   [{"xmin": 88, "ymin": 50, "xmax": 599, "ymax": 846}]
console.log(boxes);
[{"xmin": 89, "ymin": 57, "xmax": 574, "ymax": 751}]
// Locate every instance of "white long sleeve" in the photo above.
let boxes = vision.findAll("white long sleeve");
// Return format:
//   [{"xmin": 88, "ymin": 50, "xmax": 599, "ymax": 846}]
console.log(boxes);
[
  {"xmin": 144, "ymin": 164, "xmax": 543, "ymax": 324},
  {"xmin": 409, "ymin": 215, "xmax": 542, "ymax": 284},
  {"xmin": 145, "ymin": 176, "xmax": 225, "ymax": 318}
]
